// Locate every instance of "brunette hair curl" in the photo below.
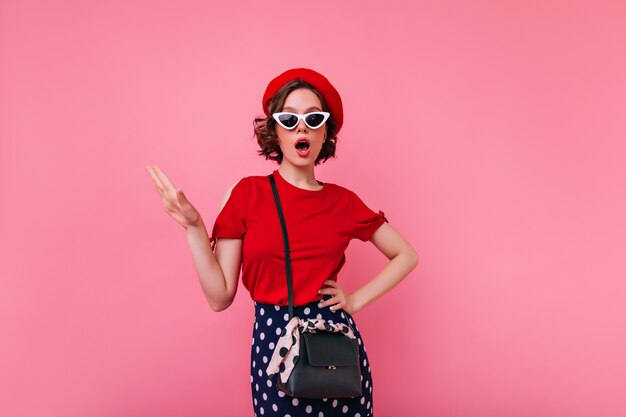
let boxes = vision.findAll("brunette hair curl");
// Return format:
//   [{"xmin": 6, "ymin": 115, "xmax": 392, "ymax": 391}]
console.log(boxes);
[{"xmin": 253, "ymin": 79, "xmax": 338, "ymax": 165}]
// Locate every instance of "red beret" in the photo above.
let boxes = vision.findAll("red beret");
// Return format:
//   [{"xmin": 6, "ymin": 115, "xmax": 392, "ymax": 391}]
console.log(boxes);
[{"xmin": 262, "ymin": 68, "xmax": 343, "ymax": 134}]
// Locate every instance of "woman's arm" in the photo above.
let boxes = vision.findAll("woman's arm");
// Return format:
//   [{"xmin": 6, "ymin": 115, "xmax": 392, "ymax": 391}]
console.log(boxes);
[
  {"xmin": 146, "ymin": 164, "xmax": 241, "ymax": 312},
  {"xmin": 185, "ymin": 219, "xmax": 242, "ymax": 312},
  {"xmin": 349, "ymin": 223, "xmax": 418, "ymax": 313},
  {"xmin": 185, "ymin": 183, "xmax": 242, "ymax": 312}
]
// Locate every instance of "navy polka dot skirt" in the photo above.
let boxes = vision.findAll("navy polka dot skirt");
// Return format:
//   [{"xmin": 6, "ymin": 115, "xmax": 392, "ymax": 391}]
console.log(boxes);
[{"xmin": 251, "ymin": 296, "xmax": 374, "ymax": 417}]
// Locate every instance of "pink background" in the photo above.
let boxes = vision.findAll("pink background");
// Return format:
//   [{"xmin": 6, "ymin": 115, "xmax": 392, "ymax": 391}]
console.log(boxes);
[{"xmin": 1, "ymin": 0, "xmax": 625, "ymax": 416}]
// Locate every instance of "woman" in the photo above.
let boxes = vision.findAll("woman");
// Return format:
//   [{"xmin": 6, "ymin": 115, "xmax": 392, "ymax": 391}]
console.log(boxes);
[{"xmin": 146, "ymin": 68, "xmax": 418, "ymax": 416}]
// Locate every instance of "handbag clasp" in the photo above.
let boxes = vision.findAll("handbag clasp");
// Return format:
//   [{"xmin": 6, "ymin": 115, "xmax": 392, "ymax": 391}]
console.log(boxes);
[{"xmin": 327, "ymin": 365, "xmax": 337, "ymax": 370}]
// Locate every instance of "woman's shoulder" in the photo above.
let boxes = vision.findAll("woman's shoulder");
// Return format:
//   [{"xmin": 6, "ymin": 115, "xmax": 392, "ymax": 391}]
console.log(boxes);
[
  {"xmin": 225, "ymin": 173, "xmax": 268, "ymax": 186},
  {"xmin": 224, "ymin": 173, "xmax": 274, "ymax": 193},
  {"xmin": 324, "ymin": 181, "xmax": 358, "ymax": 197},
  {"xmin": 235, "ymin": 173, "xmax": 269, "ymax": 187}
]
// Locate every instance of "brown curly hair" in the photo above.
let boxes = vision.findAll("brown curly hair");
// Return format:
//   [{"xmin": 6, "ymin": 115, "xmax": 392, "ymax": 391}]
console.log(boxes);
[{"xmin": 253, "ymin": 79, "xmax": 338, "ymax": 165}]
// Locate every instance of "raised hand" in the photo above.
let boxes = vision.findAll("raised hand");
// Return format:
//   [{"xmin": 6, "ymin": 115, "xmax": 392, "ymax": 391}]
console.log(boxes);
[{"xmin": 145, "ymin": 164, "xmax": 203, "ymax": 229}]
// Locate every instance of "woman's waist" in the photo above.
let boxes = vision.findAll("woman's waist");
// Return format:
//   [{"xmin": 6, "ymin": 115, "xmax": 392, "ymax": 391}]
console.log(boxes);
[
  {"xmin": 249, "ymin": 288, "xmax": 326, "ymax": 308},
  {"xmin": 254, "ymin": 297, "xmax": 322, "ymax": 312}
]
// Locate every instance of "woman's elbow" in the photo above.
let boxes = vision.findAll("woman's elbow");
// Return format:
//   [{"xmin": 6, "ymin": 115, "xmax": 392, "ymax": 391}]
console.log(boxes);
[
  {"xmin": 406, "ymin": 246, "xmax": 419, "ymax": 269},
  {"xmin": 208, "ymin": 296, "xmax": 234, "ymax": 312},
  {"xmin": 209, "ymin": 301, "xmax": 231, "ymax": 312}
]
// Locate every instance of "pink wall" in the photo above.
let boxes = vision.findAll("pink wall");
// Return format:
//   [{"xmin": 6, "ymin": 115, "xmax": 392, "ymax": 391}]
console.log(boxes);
[{"xmin": 2, "ymin": 0, "xmax": 625, "ymax": 416}]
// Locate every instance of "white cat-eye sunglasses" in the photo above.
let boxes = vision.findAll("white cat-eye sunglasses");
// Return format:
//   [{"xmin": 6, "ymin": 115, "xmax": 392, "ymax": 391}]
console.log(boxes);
[{"xmin": 272, "ymin": 112, "xmax": 330, "ymax": 130}]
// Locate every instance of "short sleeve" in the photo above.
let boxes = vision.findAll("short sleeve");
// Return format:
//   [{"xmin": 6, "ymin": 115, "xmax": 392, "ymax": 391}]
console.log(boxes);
[
  {"xmin": 209, "ymin": 178, "xmax": 248, "ymax": 250},
  {"xmin": 346, "ymin": 190, "xmax": 389, "ymax": 242}
]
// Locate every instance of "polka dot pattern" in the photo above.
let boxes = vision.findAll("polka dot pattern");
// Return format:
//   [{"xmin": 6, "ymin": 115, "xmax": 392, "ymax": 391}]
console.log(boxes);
[{"xmin": 251, "ymin": 297, "xmax": 374, "ymax": 416}]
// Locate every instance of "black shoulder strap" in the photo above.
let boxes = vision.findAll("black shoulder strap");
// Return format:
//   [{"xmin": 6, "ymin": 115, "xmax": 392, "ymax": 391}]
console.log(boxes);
[{"xmin": 268, "ymin": 174, "xmax": 294, "ymax": 320}]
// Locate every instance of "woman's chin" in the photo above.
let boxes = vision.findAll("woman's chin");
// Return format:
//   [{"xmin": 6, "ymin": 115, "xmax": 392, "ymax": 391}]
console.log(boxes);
[{"xmin": 285, "ymin": 153, "xmax": 319, "ymax": 166}]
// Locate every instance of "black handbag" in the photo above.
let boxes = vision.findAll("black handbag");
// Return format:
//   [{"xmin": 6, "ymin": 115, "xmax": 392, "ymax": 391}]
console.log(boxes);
[{"xmin": 268, "ymin": 174, "xmax": 362, "ymax": 399}]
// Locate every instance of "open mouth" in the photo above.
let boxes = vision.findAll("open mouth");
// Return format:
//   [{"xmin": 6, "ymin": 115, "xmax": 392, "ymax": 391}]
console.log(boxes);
[
  {"xmin": 296, "ymin": 139, "xmax": 311, "ymax": 151},
  {"xmin": 295, "ymin": 139, "xmax": 310, "ymax": 150}
]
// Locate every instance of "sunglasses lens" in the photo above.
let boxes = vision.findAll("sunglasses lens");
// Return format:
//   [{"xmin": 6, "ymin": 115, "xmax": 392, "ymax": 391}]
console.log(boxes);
[
  {"xmin": 305, "ymin": 113, "xmax": 326, "ymax": 128},
  {"xmin": 276, "ymin": 113, "xmax": 298, "ymax": 128}
]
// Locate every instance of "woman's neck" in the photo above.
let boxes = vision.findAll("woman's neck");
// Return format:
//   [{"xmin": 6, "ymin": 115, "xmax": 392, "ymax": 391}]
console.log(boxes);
[{"xmin": 278, "ymin": 163, "xmax": 322, "ymax": 190}]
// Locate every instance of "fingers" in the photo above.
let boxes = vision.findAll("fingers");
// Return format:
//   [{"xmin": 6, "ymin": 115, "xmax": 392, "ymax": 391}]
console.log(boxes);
[
  {"xmin": 328, "ymin": 298, "xmax": 342, "ymax": 311},
  {"xmin": 151, "ymin": 164, "xmax": 176, "ymax": 190},
  {"xmin": 318, "ymin": 280, "xmax": 345, "ymax": 312},
  {"xmin": 327, "ymin": 296, "xmax": 345, "ymax": 312},
  {"xmin": 318, "ymin": 296, "xmax": 340, "ymax": 309},
  {"xmin": 146, "ymin": 164, "xmax": 199, "ymax": 229},
  {"xmin": 147, "ymin": 165, "xmax": 183, "ymax": 213},
  {"xmin": 318, "ymin": 280, "xmax": 339, "ymax": 297},
  {"xmin": 176, "ymin": 187, "xmax": 190, "ymax": 204},
  {"xmin": 145, "ymin": 165, "xmax": 166, "ymax": 193},
  {"xmin": 146, "ymin": 164, "xmax": 185, "ymax": 203}
]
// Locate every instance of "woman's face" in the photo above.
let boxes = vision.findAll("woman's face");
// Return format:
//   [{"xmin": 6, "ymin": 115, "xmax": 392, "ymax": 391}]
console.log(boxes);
[{"xmin": 275, "ymin": 88, "xmax": 327, "ymax": 167}]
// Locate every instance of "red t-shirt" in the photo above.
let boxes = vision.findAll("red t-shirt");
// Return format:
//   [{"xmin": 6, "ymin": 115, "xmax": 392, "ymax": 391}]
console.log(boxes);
[{"xmin": 209, "ymin": 169, "xmax": 389, "ymax": 306}]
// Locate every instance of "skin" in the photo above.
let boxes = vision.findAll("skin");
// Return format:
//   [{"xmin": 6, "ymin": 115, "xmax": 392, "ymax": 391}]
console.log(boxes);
[
  {"xmin": 145, "ymin": 87, "xmax": 419, "ymax": 314},
  {"xmin": 274, "ymin": 88, "xmax": 327, "ymax": 191}
]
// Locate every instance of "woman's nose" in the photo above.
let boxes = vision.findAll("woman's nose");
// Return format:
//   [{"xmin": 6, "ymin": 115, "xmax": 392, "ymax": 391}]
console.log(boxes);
[{"xmin": 296, "ymin": 118, "xmax": 308, "ymax": 132}]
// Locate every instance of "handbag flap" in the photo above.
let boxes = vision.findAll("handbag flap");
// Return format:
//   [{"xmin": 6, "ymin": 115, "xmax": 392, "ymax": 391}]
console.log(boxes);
[{"xmin": 301, "ymin": 331, "xmax": 359, "ymax": 367}]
